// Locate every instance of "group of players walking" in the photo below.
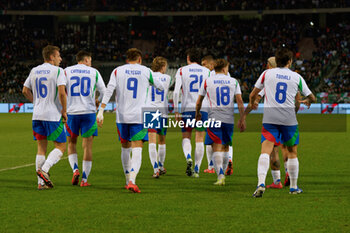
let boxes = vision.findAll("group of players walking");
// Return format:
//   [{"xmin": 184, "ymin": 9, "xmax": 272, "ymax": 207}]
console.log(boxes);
[{"xmin": 23, "ymin": 45, "xmax": 315, "ymax": 197}]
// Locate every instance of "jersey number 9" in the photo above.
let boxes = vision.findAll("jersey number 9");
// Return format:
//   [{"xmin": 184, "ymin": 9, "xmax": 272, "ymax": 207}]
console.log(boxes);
[{"xmin": 127, "ymin": 77, "xmax": 138, "ymax": 99}]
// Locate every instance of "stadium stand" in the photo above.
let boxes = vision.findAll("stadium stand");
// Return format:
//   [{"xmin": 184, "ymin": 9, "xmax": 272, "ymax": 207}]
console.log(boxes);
[{"xmin": 0, "ymin": 5, "xmax": 349, "ymax": 103}]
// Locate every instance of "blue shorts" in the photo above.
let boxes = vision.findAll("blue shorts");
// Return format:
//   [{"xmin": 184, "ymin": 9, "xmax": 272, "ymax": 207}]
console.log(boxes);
[
  {"xmin": 66, "ymin": 113, "xmax": 97, "ymax": 138},
  {"xmin": 205, "ymin": 123, "xmax": 234, "ymax": 146},
  {"xmin": 181, "ymin": 111, "xmax": 208, "ymax": 132},
  {"xmin": 116, "ymin": 123, "xmax": 148, "ymax": 143},
  {"xmin": 32, "ymin": 119, "xmax": 66, "ymax": 143},
  {"xmin": 261, "ymin": 123, "xmax": 299, "ymax": 146}
]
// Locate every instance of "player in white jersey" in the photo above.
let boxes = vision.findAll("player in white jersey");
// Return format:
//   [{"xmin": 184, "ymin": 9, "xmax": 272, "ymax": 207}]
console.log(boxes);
[
  {"xmin": 241, "ymin": 48, "xmax": 316, "ymax": 197},
  {"xmin": 255, "ymin": 57, "xmax": 301, "ymax": 189},
  {"xmin": 201, "ymin": 55, "xmax": 234, "ymax": 176},
  {"xmin": 173, "ymin": 48, "xmax": 210, "ymax": 177},
  {"xmin": 64, "ymin": 51, "xmax": 106, "ymax": 187},
  {"xmin": 22, "ymin": 45, "xmax": 67, "ymax": 189},
  {"xmin": 196, "ymin": 59, "xmax": 245, "ymax": 185},
  {"xmin": 146, "ymin": 57, "xmax": 172, "ymax": 178},
  {"xmin": 96, "ymin": 48, "xmax": 164, "ymax": 193}
]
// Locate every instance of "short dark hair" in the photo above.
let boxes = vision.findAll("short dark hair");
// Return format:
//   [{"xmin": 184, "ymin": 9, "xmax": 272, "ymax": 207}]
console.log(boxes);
[
  {"xmin": 275, "ymin": 48, "xmax": 293, "ymax": 67},
  {"xmin": 126, "ymin": 48, "xmax": 142, "ymax": 61},
  {"xmin": 42, "ymin": 45, "xmax": 60, "ymax": 61},
  {"xmin": 214, "ymin": 59, "xmax": 229, "ymax": 72},
  {"xmin": 186, "ymin": 48, "xmax": 201, "ymax": 63},
  {"xmin": 76, "ymin": 50, "xmax": 92, "ymax": 62}
]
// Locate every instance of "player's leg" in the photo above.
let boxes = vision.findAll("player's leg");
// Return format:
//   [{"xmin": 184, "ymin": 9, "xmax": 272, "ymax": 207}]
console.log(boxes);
[
  {"xmin": 280, "ymin": 125, "xmax": 301, "ymax": 194},
  {"xmin": 158, "ymin": 133, "xmax": 166, "ymax": 175},
  {"xmin": 181, "ymin": 111, "xmax": 194, "ymax": 176},
  {"xmin": 37, "ymin": 120, "xmax": 66, "ymax": 188},
  {"xmin": 225, "ymin": 145, "xmax": 233, "ymax": 176},
  {"xmin": 253, "ymin": 123, "xmax": 279, "ymax": 198},
  {"xmin": 194, "ymin": 130, "xmax": 205, "ymax": 177},
  {"xmin": 67, "ymin": 136, "xmax": 80, "ymax": 185},
  {"xmin": 286, "ymin": 145, "xmax": 301, "ymax": 193},
  {"xmin": 266, "ymin": 146, "xmax": 283, "ymax": 189},
  {"xmin": 80, "ymin": 136, "xmax": 93, "ymax": 186},
  {"xmin": 117, "ymin": 123, "xmax": 132, "ymax": 186},
  {"xmin": 66, "ymin": 114, "xmax": 80, "ymax": 185},
  {"xmin": 148, "ymin": 131, "xmax": 159, "ymax": 178},
  {"xmin": 281, "ymin": 145, "xmax": 290, "ymax": 186},
  {"xmin": 36, "ymin": 139, "xmax": 47, "ymax": 189},
  {"xmin": 121, "ymin": 141, "xmax": 132, "ymax": 187},
  {"xmin": 204, "ymin": 144, "xmax": 214, "ymax": 173},
  {"xmin": 79, "ymin": 113, "xmax": 98, "ymax": 187},
  {"xmin": 182, "ymin": 131, "xmax": 193, "ymax": 176},
  {"xmin": 128, "ymin": 124, "xmax": 148, "ymax": 193},
  {"xmin": 212, "ymin": 143, "xmax": 227, "ymax": 186}
]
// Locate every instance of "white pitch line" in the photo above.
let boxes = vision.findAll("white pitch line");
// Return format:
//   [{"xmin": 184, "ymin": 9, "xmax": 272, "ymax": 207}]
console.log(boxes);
[{"xmin": 0, "ymin": 157, "xmax": 68, "ymax": 172}]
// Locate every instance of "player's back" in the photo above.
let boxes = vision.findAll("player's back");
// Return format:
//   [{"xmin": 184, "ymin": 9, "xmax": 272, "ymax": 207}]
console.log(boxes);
[
  {"xmin": 203, "ymin": 74, "xmax": 241, "ymax": 124},
  {"xmin": 146, "ymin": 72, "xmax": 171, "ymax": 115},
  {"xmin": 114, "ymin": 63, "xmax": 153, "ymax": 123},
  {"xmin": 65, "ymin": 64, "xmax": 104, "ymax": 115},
  {"xmin": 25, "ymin": 63, "xmax": 65, "ymax": 121},
  {"xmin": 177, "ymin": 63, "xmax": 210, "ymax": 112},
  {"xmin": 260, "ymin": 67, "xmax": 311, "ymax": 125}
]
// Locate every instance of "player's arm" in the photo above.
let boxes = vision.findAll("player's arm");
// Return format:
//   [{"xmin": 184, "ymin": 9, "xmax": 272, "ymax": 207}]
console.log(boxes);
[
  {"xmin": 299, "ymin": 93, "xmax": 316, "ymax": 109},
  {"xmin": 195, "ymin": 80, "xmax": 207, "ymax": 121},
  {"xmin": 254, "ymin": 89, "xmax": 264, "ymax": 108},
  {"xmin": 244, "ymin": 87, "xmax": 262, "ymax": 116},
  {"xmin": 96, "ymin": 71, "xmax": 106, "ymax": 108},
  {"xmin": 173, "ymin": 69, "xmax": 182, "ymax": 121},
  {"xmin": 236, "ymin": 94, "xmax": 246, "ymax": 132},
  {"xmin": 297, "ymin": 76, "xmax": 316, "ymax": 109},
  {"xmin": 22, "ymin": 74, "xmax": 33, "ymax": 102},
  {"xmin": 295, "ymin": 92, "xmax": 301, "ymax": 113},
  {"xmin": 57, "ymin": 68, "xmax": 68, "ymax": 122},
  {"xmin": 58, "ymin": 85, "xmax": 67, "ymax": 123},
  {"xmin": 97, "ymin": 69, "xmax": 117, "ymax": 127},
  {"xmin": 149, "ymin": 70, "xmax": 165, "ymax": 91},
  {"xmin": 22, "ymin": 86, "xmax": 33, "ymax": 103}
]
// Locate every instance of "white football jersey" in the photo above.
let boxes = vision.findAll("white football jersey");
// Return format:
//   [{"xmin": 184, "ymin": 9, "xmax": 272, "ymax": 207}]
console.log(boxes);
[
  {"xmin": 199, "ymin": 73, "xmax": 241, "ymax": 124},
  {"xmin": 23, "ymin": 63, "xmax": 66, "ymax": 121},
  {"xmin": 65, "ymin": 64, "xmax": 106, "ymax": 115},
  {"xmin": 174, "ymin": 63, "xmax": 210, "ymax": 113},
  {"xmin": 145, "ymin": 72, "xmax": 172, "ymax": 116},
  {"xmin": 102, "ymin": 63, "xmax": 164, "ymax": 124},
  {"xmin": 255, "ymin": 67, "xmax": 312, "ymax": 125}
]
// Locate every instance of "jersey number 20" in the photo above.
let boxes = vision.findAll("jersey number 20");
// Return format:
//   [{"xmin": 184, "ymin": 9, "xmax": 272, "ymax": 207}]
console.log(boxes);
[{"xmin": 71, "ymin": 76, "xmax": 91, "ymax": 97}]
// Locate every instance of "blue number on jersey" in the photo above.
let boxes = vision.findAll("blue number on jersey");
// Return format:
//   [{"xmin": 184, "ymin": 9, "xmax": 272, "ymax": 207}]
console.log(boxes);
[
  {"xmin": 70, "ymin": 76, "xmax": 91, "ymax": 97},
  {"xmin": 127, "ymin": 77, "xmax": 138, "ymax": 99},
  {"xmin": 216, "ymin": 86, "xmax": 230, "ymax": 106},
  {"xmin": 189, "ymin": 74, "xmax": 203, "ymax": 92},
  {"xmin": 35, "ymin": 77, "xmax": 48, "ymax": 98},
  {"xmin": 151, "ymin": 86, "xmax": 164, "ymax": 102},
  {"xmin": 275, "ymin": 82, "xmax": 287, "ymax": 104}
]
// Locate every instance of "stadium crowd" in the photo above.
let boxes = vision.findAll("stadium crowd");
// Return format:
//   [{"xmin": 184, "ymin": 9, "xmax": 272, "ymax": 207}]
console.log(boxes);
[
  {"xmin": 2, "ymin": 0, "xmax": 350, "ymax": 11},
  {"xmin": 0, "ymin": 15, "xmax": 349, "ymax": 102}
]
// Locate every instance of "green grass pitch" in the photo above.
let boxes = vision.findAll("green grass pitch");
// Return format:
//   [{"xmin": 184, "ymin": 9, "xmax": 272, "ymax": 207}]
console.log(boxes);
[{"xmin": 0, "ymin": 113, "xmax": 349, "ymax": 232}]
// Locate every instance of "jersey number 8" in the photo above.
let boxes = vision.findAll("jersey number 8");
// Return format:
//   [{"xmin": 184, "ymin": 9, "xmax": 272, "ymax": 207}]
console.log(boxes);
[{"xmin": 275, "ymin": 82, "xmax": 287, "ymax": 104}]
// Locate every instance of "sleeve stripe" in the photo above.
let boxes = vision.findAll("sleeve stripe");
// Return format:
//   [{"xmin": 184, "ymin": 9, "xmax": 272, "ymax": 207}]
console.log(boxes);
[{"xmin": 261, "ymin": 71, "xmax": 267, "ymax": 84}]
